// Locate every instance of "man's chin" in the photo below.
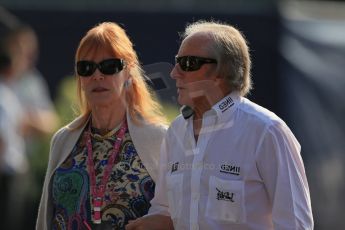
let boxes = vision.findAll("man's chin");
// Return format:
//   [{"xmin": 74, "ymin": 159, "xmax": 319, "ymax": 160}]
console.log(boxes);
[{"xmin": 178, "ymin": 97, "xmax": 193, "ymax": 108}]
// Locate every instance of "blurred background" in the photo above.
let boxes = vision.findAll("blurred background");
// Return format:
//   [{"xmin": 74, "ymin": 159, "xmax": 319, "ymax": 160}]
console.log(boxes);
[{"xmin": 0, "ymin": 0, "xmax": 344, "ymax": 229}]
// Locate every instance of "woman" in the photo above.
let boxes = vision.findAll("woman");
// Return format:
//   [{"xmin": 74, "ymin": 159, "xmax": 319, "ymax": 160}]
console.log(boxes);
[{"xmin": 36, "ymin": 22, "xmax": 168, "ymax": 230}]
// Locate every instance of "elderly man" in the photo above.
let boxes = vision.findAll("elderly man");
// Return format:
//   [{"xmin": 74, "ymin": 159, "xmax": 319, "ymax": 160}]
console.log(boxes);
[{"xmin": 127, "ymin": 20, "xmax": 314, "ymax": 230}]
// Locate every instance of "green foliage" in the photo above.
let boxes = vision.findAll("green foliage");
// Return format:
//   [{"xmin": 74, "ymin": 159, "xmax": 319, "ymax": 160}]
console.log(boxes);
[
  {"xmin": 161, "ymin": 101, "xmax": 179, "ymax": 123},
  {"xmin": 54, "ymin": 76, "xmax": 78, "ymax": 126}
]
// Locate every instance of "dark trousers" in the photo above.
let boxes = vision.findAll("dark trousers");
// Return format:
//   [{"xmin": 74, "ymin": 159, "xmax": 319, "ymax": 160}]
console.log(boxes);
[{"xmin": 0, "ymin": 174, "xmax": 11, "ymax": 229}]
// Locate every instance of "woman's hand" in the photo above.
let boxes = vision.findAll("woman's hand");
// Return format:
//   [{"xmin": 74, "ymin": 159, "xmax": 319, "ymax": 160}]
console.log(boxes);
[{"xmin": 125, "ymin": 214, "xmax": 174, "ymax": 230}]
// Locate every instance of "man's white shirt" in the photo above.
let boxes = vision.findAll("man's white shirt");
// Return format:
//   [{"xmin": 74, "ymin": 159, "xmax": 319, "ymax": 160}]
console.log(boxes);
[{"xmin": 149, "ymin": 91, "xmax": 313, "ymax": 230}]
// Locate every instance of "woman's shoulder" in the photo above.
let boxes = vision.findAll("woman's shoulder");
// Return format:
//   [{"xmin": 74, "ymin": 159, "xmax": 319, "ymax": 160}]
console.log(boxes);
[
  {"xmin": 127, "ymin": 116, "xmax": 167, "ymax": 147},
  {"xmin": 144, "ymin": 121, "xmax": 168, "ymax": 132},
  {"xmin": 128, "ymin": 113, "xmax": 167, "ymax": 131},
  {"xmin": 51, "ymin": 116, "xmax": 86, "ymax": 144},
  {"xmin": 137, "ymin": 120, "xmax": 167, "ymax": 134}
]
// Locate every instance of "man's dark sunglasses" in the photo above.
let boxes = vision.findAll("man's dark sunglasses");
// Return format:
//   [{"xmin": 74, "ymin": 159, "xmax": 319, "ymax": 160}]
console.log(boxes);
[
  {"xmin": 76, "ymin": 58, "xmax": 125, "ymax": 77},
  {"xmin": 175, "ymin": 55, "xmax": 217, "ymax": 72}
]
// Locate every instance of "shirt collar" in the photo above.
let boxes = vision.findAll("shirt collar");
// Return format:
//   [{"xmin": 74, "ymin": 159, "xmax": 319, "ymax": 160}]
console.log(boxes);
[
  {"xmin": 181, "ymin": 90, "xmax": 241, "ymax": 124},
  {"xmin": 181, "ymin": 91, "xmax": 241, "ymax": 142},
  {"xmin": 212, "ymin": 91, "xmax": 241, "ymax": 118}
]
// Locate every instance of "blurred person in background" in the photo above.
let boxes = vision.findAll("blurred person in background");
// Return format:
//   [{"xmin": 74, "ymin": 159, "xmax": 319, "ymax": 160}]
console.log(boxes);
[
  {"xmin": 1, "ymin": 6, "xmax": 60, "ymax": 228},
  {"xmin": 126, "ymin": 20, "xmax": 313, "ymax": 230},
  {"xmin": 0, "ymin": 6, "xmax": 28, "ymax": 230},
  {"xmin": 7, "ymin": 23, "xmax": 59, "ymax": 137},
  {"xmin": 5, "ymin": 23, "xmax": 60, "ymax": 229},
  {"xmin": 36, "ymin": 22, "xmax": 168, "ymax": 229},
  {"xmin": 1, "ymin": 6, "xmax": 61, "ymax": 229}
]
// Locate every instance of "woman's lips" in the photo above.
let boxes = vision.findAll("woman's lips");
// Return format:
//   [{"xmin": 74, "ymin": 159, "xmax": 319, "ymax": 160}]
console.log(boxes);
[{"xmin": 92, "ymin": 87, "xmax": 108, "ymax": 92}]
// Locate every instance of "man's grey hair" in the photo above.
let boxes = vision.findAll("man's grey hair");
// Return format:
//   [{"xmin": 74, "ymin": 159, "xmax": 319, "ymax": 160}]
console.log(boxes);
[{"xmin": 181, "ymin": 20, "xmax": 252, "ymax": 96}]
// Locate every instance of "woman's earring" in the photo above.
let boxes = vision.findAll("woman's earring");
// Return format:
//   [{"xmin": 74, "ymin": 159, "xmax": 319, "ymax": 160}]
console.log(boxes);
[{"xmin": 124, "ymin": 79, "xmax": 132, "ymax": 88}]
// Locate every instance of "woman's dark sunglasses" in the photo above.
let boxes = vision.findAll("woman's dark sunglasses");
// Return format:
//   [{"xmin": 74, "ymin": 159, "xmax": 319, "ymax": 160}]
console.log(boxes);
[
  {"xmin": 175, "ymin": 55, "xmax": 217, "ymax": 72},
  {"xmin": 76, "ymin": 58, "xmax": 125, "ymax": 77}
]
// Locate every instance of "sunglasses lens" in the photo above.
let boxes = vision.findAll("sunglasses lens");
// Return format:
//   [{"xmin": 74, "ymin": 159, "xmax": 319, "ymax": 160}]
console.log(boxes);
[
  {"xmin": 77, "ymin": 61, "xmax": 96, "ymax": 77},
  {"xmin": 177, "ymin": 56, "xmax": 201, "ymax": 71},
  {"xmin": 99, "ymin": 59, "xmax": 124, "ymax": 75},
  {"xmin": 76, "ymin": 59, "xmax": 124, "ymax": 77},
  {"xmin": 176, "ymin": 56, "xmax": 217, "ymax": 72}
]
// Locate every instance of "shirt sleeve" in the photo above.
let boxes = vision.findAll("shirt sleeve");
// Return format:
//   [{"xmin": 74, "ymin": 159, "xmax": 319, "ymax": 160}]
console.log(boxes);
[
  {"xmin": 148, "ymin": 135, "xmax": 171, "ymax": 216},
  {"xmin": 256, "ymin": 122, "xmax": 314, "ymax": 230}
]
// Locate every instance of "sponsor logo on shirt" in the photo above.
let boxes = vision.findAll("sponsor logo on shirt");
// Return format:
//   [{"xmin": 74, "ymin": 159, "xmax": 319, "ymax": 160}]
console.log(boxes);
[
  {"xmin": 220, "ymin": 164, "xmax": 240, "ymax": 176},
  {"xmin": 218, "ymin": 96, "xmax": 234, "ymax": 113},
  {"xmin": 171, "ymin": 162, "xmax": 179, "ymax": 173},
  {"xmin": 216, "ymin": 188, "xmax": 234, "ymax": 202}
]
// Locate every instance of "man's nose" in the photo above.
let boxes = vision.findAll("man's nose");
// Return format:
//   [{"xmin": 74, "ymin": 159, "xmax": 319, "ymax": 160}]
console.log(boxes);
[{"xmin": 170, "ymin": 63, "xmax": 182, "ymax": 79}]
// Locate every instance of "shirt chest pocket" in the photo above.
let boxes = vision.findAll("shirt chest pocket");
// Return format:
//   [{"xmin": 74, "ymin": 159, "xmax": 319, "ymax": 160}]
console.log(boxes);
[
  {"xmin": 166, "ymin": 173, "xmax": 183, "ymax": 219},
  {"xmin": 205, "ymin": 176, "xmax": 246, "ymax": 223}
]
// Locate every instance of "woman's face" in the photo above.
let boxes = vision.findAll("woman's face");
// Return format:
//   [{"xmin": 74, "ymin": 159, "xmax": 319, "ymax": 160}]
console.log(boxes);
[{"xmin": 79, "ymin": 48, "xmax": 128, "ymax": 110}]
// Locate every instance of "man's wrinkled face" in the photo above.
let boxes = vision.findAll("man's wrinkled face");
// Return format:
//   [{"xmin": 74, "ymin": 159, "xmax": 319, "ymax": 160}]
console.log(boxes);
[{"xmin": 170, "ymin": 34, "xmax": 219, "ymax": 108}]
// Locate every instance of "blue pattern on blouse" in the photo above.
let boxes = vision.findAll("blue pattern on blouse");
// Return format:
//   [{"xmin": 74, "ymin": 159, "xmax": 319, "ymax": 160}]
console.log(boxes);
[{"xmin": 51, "ymin": 127, "xmax": 155, "ymax": 230}]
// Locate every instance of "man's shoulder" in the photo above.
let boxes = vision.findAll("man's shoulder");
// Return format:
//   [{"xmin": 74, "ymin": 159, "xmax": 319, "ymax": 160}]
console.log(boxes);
[{"xmin": 238, "ymin": 98, "xmax": 285, "ymax": 127}]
